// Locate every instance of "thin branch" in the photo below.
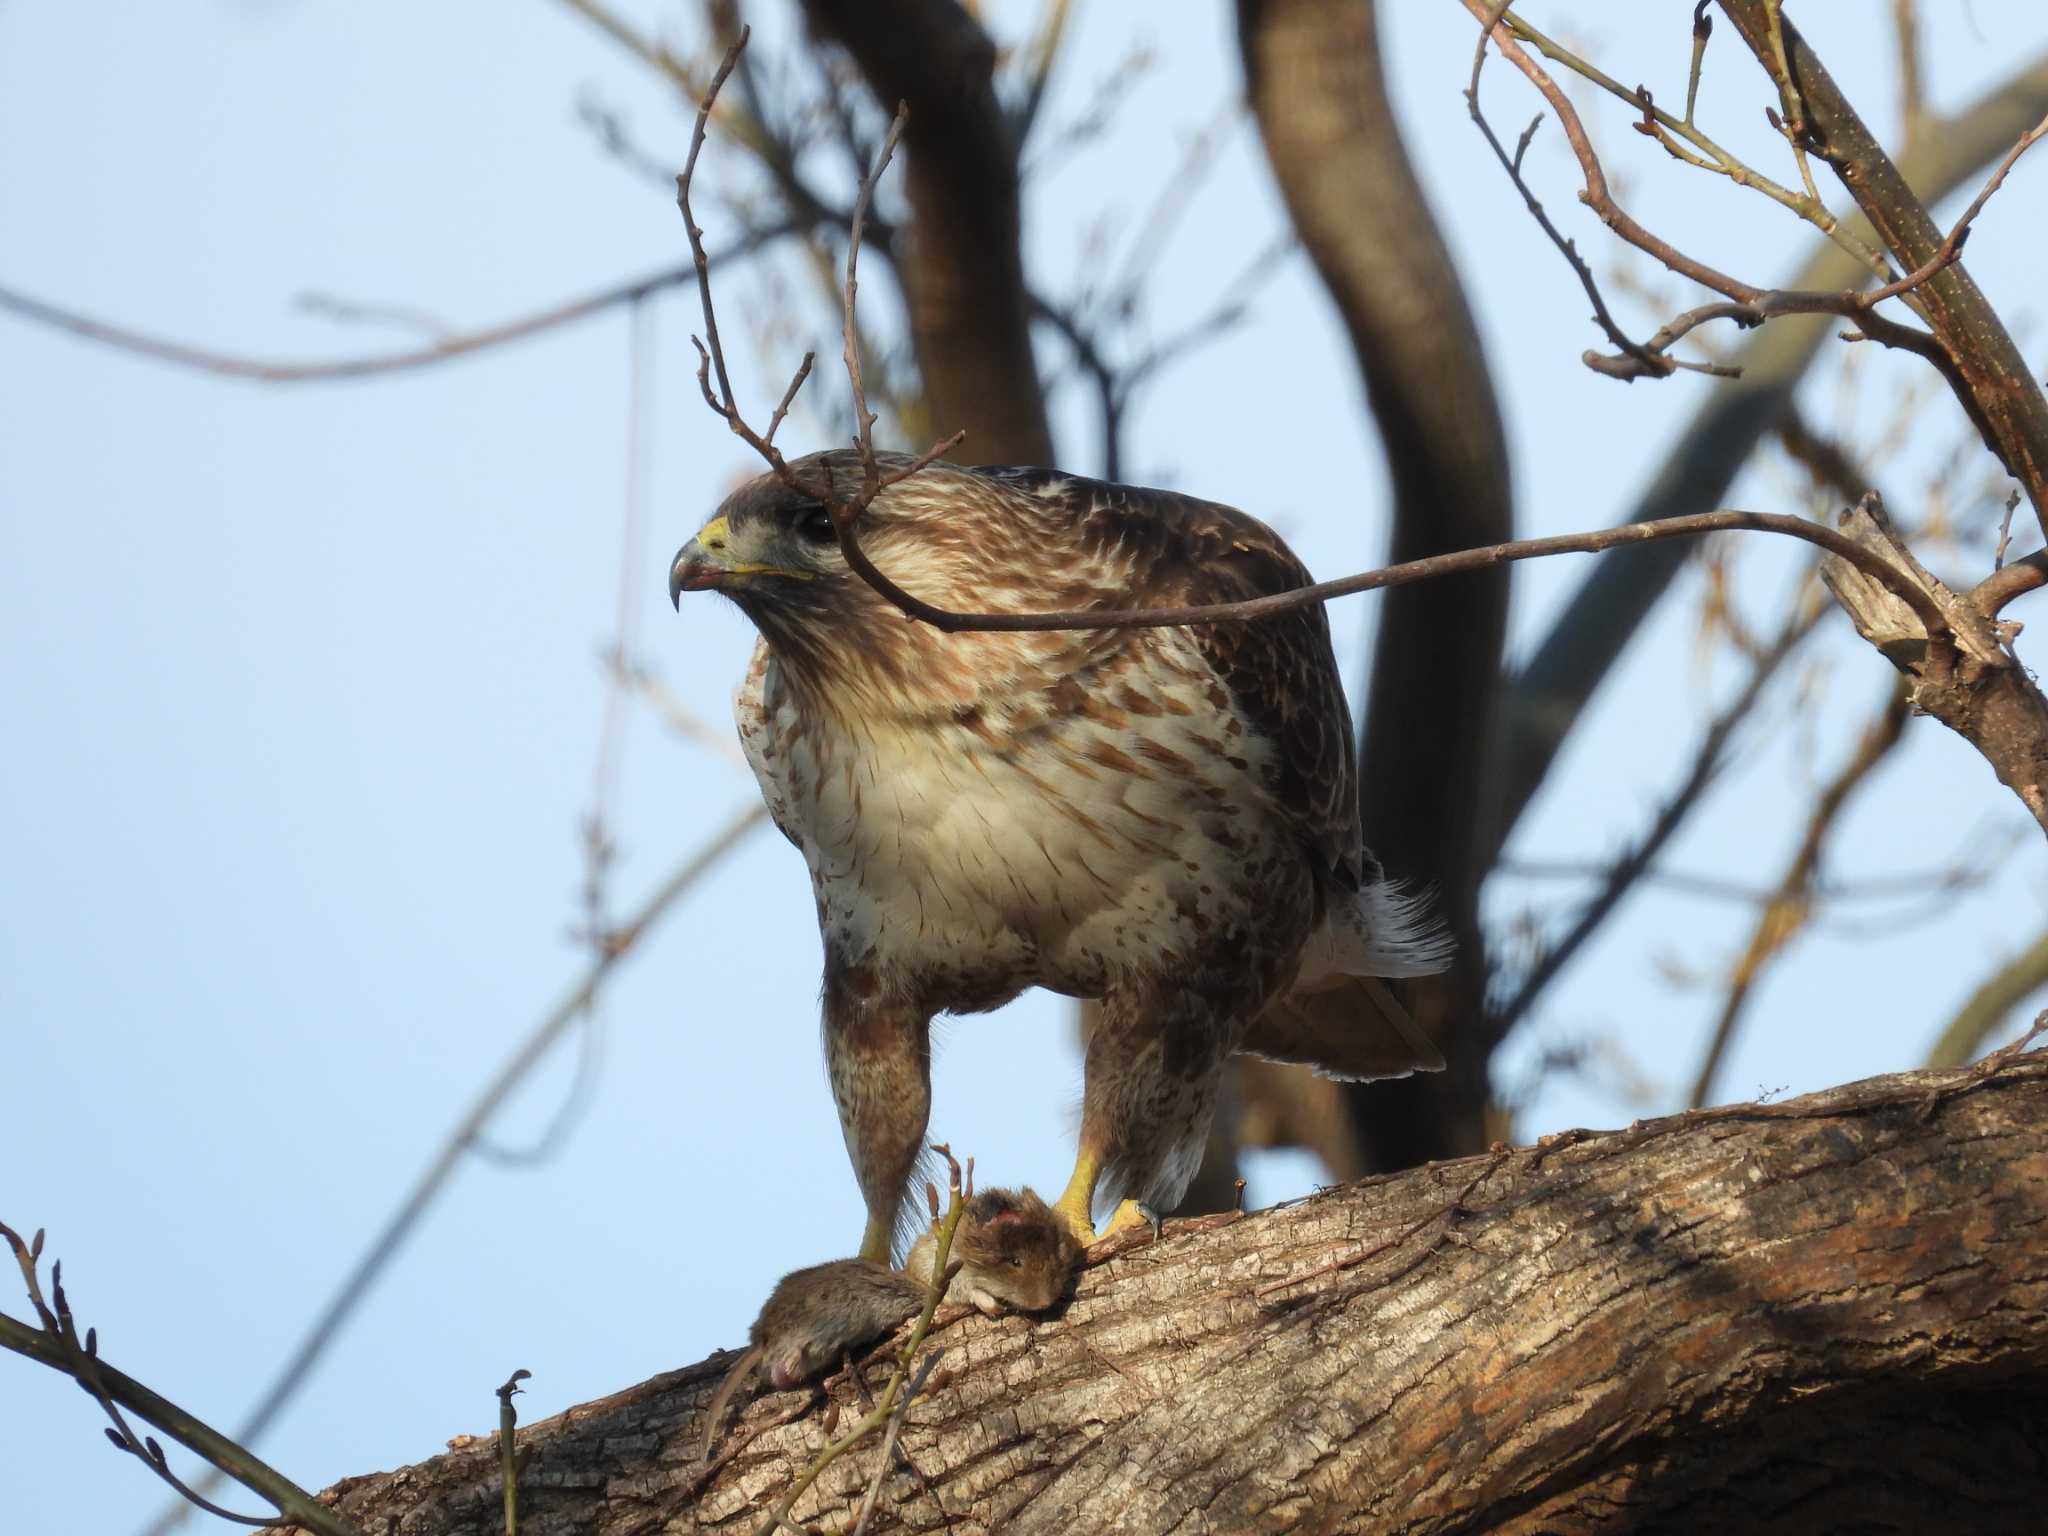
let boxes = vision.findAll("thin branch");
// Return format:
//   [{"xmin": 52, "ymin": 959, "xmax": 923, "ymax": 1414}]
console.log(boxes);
[
  {"xmin": 0, "ymin": 228, "xmax": 792, "ymax": 384},
  {"xmin": 848, "ymin": 1349, "xmax": 946, "ymax": 1536},
  {"xmin": 1490, "ymin": 596, "xmax": 1826, "ymax": 1035},
  {"xmin": 1467, "ymin": 12, "xmax": 1726, "ymax": 381},
  {"xmin": 1, "ymin": 1224, "xmax": 362, "ymax": 1536},
  {"xmin": 497, "ymin": 1369, "xmax": 531, "ymax": 1536},
  {"xmin": 1894, "ymin": 0, "xmax": 1928, "ymax": 153},
  {"xmin": 609, "ymin": 652, "xmax": 751, "ymax": 767},
  {"xmin": 816, "ymin": 508, "xmax": 1950, "ymax": 639},
  {"xmin": 1925, "ymin": 930, "xmax": 2048, "ymax": 1069},
  {"xmin": 1686, "ymin": 2, "xmax": 1713, "ymax": 126},
  {"xmin": 1464, "ymin": 4, "xmax": 2044, "ymax": 394},
  {"xmin": 136, "ymin": 807, "xmax": 765, "ymax": 1536},
  {"xmin": 1686, "ymin": 684, "xmax": 1914, "ymax": 1107},
  {"xmin": 1487, "ymin": 5, "xmax": 1894, "ymax": 280},
  {"xmin": 757, "ymin": 1146, "xmax": 970, "ymax": 1536},
  {"xmin": 1496, "ymin": 844, "xmax": 2002, "ymax": 912},
  {"xmin": 1974, "ymin": 547, "xmax": 2048, "ymax": 618},
  {"xmin": 1012, "ymin": 0, "xmax": 1076, "ymax": 147}
]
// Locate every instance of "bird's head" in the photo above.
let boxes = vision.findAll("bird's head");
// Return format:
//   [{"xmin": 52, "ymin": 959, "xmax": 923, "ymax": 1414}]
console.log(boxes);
[
  {"xmin": 670, "ymin": 450, "xmax": 1048, "ymax": 645},
  {"xmin": 668, "ymin": 466, "xmax": 843, "ymax": 610},
  {"xmin": 672, "ymin": 451, "xmax": 1113, "ymax": 713}
]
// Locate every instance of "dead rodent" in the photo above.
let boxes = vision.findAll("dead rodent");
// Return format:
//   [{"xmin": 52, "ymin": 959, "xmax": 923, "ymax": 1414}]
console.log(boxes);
[
  {"xmin": 700, "ymin": 1258, "xmax": 922, "ymax": 1458},
  {"xmin": 903, "ymin": 1186, "xmax": 1082, "ymax": 1316}
]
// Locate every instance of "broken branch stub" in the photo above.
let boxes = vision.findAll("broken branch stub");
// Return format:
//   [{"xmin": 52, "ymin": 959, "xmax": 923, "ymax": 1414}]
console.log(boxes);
[{"xmin": 1821, "ymin": 493, "xmax": 2048, "ymax": 832}]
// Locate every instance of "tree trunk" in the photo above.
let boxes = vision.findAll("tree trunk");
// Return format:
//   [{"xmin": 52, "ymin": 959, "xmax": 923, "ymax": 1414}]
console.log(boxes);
[
  {"xmin": 280, "ymin": 1057, "xmax": 2048, "ymax": 1535},
  {"xmin": 1238, "ymin": 0, "xmax": 1514, "ymax": 1172},
  {"xmin": 797, "ymin": 0, "xmax": 1053, "ymax": 467}
]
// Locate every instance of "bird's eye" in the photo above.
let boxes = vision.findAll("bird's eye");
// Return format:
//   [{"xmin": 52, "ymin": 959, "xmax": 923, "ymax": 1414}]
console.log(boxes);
[
  {"xmin": 795, "ymin": 506, "xmax": 838, "ymax": 546},
  {"xmin": 1009, "ymin": 1256, "xmax": 1023, "ymax": 1268}
]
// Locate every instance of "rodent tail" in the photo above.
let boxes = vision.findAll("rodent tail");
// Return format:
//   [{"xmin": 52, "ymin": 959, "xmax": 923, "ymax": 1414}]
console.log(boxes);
[{"xmin": 700, "ymin": 1344, "xmax": 763, "ymax": 1461}]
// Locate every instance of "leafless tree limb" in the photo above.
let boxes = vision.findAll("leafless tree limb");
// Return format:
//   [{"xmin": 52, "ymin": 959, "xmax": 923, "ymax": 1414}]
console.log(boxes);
[
  {"xmin": 1686, "ymin": 682, "xmax": 1913, "ymax": 1106},
  {"xmin": 135, "ymin": 807, "xmax": 766, "ymax": 1536},
  {"xmin": 0, "ymin": 1224, "xmax": 362, "ymax": 1536},
  {"xmin": 1465, "ymin": 3, "xmax": 2047, "ymax": 395},
  {"xmin": 1490, "ymin": 593, "xmax": 1826, "ymax": 1036},
  {"xmin": 0, "ymin": 228, "xmax": 793, "ymax": 384},
  {"xmin": 1926, "ymin": 931, "xmax": 2048, "ymax": 1068},
  {"xmin": 1714, "ymin": 0, "xmax": 2048, "ymax": 534}
]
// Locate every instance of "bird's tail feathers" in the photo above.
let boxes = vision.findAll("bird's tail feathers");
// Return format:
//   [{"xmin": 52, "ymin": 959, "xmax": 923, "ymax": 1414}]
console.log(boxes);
[
  {"xmin": 1236, "ymin": 881, "xmax": 1453, "ymax": 1081},
  {"xmin": 1347, "ymin": 879, "xmax": 1455, "ymax": 977},
  {"xmin": 1240, "ymin": 976, "xmax": 1444, "ymax": 1081}
]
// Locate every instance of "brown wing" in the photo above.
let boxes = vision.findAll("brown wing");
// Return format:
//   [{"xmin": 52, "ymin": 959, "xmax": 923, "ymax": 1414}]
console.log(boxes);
[{"xmin": 978, "ymin": 467, "xmax": 1366, "ymax": 889}]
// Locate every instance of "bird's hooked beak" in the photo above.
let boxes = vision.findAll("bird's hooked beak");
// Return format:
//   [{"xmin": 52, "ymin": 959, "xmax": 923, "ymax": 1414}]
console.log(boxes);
[{"xmin": 669, "ymin": 513, "xmax": 813, "ymax": 609}]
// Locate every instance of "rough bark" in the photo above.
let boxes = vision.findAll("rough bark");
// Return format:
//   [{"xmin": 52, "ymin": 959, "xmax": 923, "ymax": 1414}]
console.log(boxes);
[
  {"xmin": 1820, "ymin": 495, "xmax": 2048, "ymax": 832},
  {"xmin": 1238, "ymin": 0, "xmax": 1514, "ymax": 1173},
  {"xmin": 797, "ymin": 0, "xmax": 1053, "ymax": 467},
  {"xmin": 279, "ymin": 1058, "xmax": 2048, "ymax": 1535},
  {"xmin": 1496, "ymin": 54, "xmax": 2048, "ymax": 853}
]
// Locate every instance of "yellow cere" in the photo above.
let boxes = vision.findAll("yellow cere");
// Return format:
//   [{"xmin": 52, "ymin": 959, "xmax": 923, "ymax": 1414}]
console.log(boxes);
[{"xmin": 696, "ymin": 513, "xmax": 814, "ymax": 581}]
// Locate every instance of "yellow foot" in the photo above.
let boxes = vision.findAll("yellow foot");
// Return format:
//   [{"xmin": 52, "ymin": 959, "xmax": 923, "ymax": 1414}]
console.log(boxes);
[
  {"xmin": 1101, "ymin": 1199, "xmax": 1159, "ymax": 1242},
  {"xmin": 1050, "ymin": 1184, "xmax": 1099, "ymax": 1247}
]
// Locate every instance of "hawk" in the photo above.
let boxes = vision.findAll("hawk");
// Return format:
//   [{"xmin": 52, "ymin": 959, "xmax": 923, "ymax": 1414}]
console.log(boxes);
[{"xmin": 671, "ymin": 451, "xmax": 1448, "ymax": 1260}]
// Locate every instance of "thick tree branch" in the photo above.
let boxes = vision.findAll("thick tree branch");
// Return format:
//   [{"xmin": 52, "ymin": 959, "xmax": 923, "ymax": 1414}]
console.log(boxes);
[{"xmin": 269, "ymin": 1056, "xmax": 2048, "ymax": 1535}]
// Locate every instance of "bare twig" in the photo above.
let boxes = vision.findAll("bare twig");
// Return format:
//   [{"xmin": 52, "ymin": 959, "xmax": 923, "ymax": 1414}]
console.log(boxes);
[
  {"xmin": 137, "ymin": 807, "xmax": 765, "ymax": 1536},
  {"xmin": 1686, "ymin": 2, "xmax": 1713, "ymax": 126},
  {"xmin": 848, "ymin": 1349, "xmax": 946, "ymax": 1536},
  {"xmin": 1498, "ymin": 841, "xmax": 2004, "ymax": 913},
  {"xmin": 1, "ymin": 1224, "xmax": 362, "ymax": 1536},
  {"xmin": 788, "ymin": 507, "xmax": 1950, "ymax": 640},
  {"xmin": 1686, "ymin": 684, "xmax": 1914, "ymax": 1107},
  {"xmin": 575, "ymin": 296, "xmax": 657, "ymax": 965},
  {"xmin": 1467, "ymin": 32, "xmax": 1726, "ymax": 381},
  {"xmin": 1463, "ymin": 4, "xmax": 2046, "ymax": 393},
  {"xmin": 1490, "ymin": 595, "xmax": 1826, "ymax": 1035},
  {"xmin": 1012, "ymin": 0, "xmax": 1076, "ymax": 146},
  {"xmin": 1915, "ymin": 1009, "xmax": 2048, "ymax": 1122},
  {"xmin": 1485, "ymin": 5, "xmax": 1893, "ymax": 279},
  {"xmin": 754, "ymin": 1144, "xmax": 970, "ymax": 1536},
  {"xmin": 1894, "ymin": 0, "xmax": 1928, "ymax": 153},
  {"xmin": 1925, "ymin": 933, "xmax": 2048, "ymax": 1068},
  {"xmin": 608, "ymin": 652, "xmax": 750, "ymax": 767},
  {"xmin": 497, "ymin": 1370, "xmax": 531, "ymax": 1536},
  {"xmin": 0, "ymin": 229, "xmax": 792, "ymax": 384}
]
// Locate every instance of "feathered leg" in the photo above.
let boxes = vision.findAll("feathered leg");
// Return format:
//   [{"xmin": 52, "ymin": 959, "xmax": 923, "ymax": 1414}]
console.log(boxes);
[
  {"xmin": 822, "ymin": 965, "xmax": 931, "ymax": 1263},
  {"xmin": 1053, "ymin": 984, "xmax": 1228, "ymax": 1246}
]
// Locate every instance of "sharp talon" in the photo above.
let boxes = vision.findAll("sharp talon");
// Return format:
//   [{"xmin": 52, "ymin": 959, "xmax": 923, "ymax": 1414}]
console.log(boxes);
[
  {"xmin": 1100, "ymin": 1199, "xmax": 1151, "ymax": 1240},
  {"xmin": 1139, "ymin": 1203, "xmax": 1163, "ymax": 1244}
]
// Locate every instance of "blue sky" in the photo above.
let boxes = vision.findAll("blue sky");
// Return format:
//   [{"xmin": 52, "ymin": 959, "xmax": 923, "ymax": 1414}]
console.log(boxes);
[{"xmin": 5, "ymin": 3, "xmax": 2046, "ymax": 1531}]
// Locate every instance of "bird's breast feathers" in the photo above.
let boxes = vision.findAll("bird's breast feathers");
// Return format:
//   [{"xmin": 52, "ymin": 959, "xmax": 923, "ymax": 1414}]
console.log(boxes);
[{"xmin": 735, "ymin": 629, "xmax": 1305, "ymax": 1001}]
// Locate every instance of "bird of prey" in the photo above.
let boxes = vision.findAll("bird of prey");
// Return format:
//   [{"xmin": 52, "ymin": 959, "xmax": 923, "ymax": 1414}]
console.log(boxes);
[{"xmin": 671, "ymin": 451, "xmax": 1449, "ymax": 1261}]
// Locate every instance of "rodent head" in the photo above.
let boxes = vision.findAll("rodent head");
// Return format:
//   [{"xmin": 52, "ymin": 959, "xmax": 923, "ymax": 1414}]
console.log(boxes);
[
  {"xmin": 952, "ymin": 1187, "xmax": 1082, "ymax": 1312},
  {"xmin": 765, "ymin": 1343, "xmax": 820, "ymax": 1391}
]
